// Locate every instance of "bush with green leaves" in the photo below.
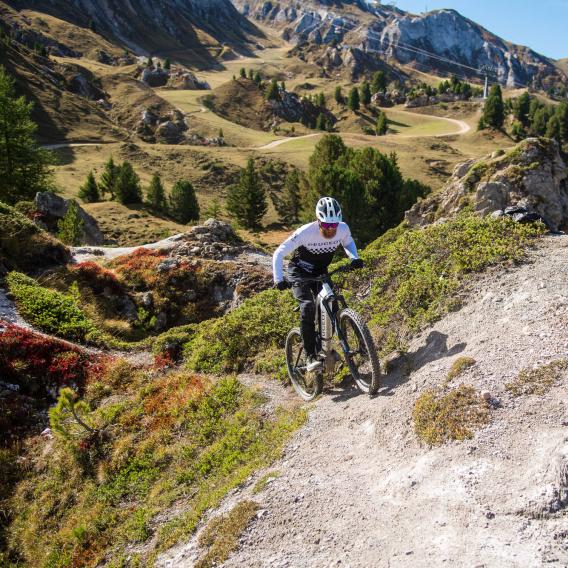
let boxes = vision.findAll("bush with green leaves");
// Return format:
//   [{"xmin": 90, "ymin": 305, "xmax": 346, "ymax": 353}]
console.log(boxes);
[
  {"xmin": 185, "ymin": 289, "xmax": 297, "ymax": 373},
  {"xmin": 6, "ymin": 272, "xmax": 98, "ymax": 342},
  {"xmin": 57, "ymin": 200, "xmax": 85, "ymax": 245},
  {"xmin": 351, "ymin": 214, "xmax": 545, "ymax": 354}
]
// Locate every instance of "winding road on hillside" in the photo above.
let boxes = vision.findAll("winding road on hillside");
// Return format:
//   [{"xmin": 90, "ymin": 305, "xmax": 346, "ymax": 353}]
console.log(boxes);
[{"xmin": 43, "ymin": 109, "xmax": 471, "ymax": 152}]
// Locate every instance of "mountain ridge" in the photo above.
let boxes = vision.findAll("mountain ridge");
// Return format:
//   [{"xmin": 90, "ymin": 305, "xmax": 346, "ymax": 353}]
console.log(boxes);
[{"xmin": 234, "ymin": 0, "xmax": 567, "ymax": 89}]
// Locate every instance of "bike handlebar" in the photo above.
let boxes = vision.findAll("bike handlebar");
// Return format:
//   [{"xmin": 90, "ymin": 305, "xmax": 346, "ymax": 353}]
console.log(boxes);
[{"xmin": 285, "ymin": 264, "xmax": 351, "ymax": 286}]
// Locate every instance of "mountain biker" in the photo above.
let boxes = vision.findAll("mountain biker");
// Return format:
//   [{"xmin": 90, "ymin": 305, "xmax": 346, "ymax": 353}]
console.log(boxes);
[{"xmin": 273, "ymin": 197, "xmax": 364, "ymax": 372}]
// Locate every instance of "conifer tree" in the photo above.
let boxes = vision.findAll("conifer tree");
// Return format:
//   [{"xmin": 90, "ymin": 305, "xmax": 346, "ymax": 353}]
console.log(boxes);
[
  {"xmin": 164, "ymin": 57, "xmax": 171, "ymax": 70},
  {"xmin": 0, "ymin": 66, "xmax": 55, "ymax": 204},
  {"xmin": 57, "ymin": 200, "xmax": 84, "ymax": 245},
  {"xmin": 239, "ymin": 67, "xmax": 246, "ymax": 79},
  {"xmin": 371, "ymin": 71, "xmax": 387, "ymax": 94},
  {"xmin": 78, "ymin": 171, "xmax": 100, "ymax": 203},
  {"xmin": 146, "ymin": 173, "xmax": 166, "ymax": 212},
  {"xmin": 265, "ymin": 78, "xmax": 280, "ymax": 101},
  {"xmin": 248, "ymin": 68, "xmax": 254, "ymax": 80},
  {"xmin": 98, "ymin": 156, "xmax": 119, "ymax": 199},
  {"xmin": 281, "ymin": 81, "xmax": 286, "ymax": 92},
  {"xmin": 114, "ymin": 161, "xmax": 142, "ymax": 204},
  {"xmin": 169, "ymin": 180, "xmax": 200, "ymax": 223},
  {"xmin": 482, "ymin": 84, "xmax": 504, "ymax": 129},
  {"xmin": 50, "ymin": 387, "xmax": 96, "ymax": 440},
  {"xmin": 204, "ymin": 197, "xmax": 222, "ymax": 220},
  {"xmin": 334, "ymin": 86, "xmax": 344, "ymax": 104},
  {"xmin": 254, "ymin": 71, "xmax": 262, "ymax": 86},
  {"xmin": 376, "ymin": 111, "xmax": 388, "ymax": 135},
  {"xmin": 513, "ymin": 92, "xmax": 531, "ymax": 125},
  {"xmin": 317, "ymin": 92, "xmax": 326, "ymax": 108},
  {"xmin": 545, "ymin": 114, "xmax": 562, "ymax": 141},
  {"xmin": 316, "ymin": 113, "xmax": 326, "ymax": 131},
  {"xmin": 226, "ymin": 158, "xmax": 267, "ymax": 230},
  {"xmin": 277, "ymin": 168, "xmax": 301, "ymax": 224},
  {"xmin": 348, "ymin": 87, "xmax": 360, "ymax": 112},
  {"xmin": 361, "ymin": 81, "xmax": 372, "ymax": 106}
]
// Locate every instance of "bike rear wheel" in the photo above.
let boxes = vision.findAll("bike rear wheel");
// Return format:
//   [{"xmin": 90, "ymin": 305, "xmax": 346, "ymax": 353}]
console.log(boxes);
[
  {"xmin": 285, "ymin": 327, "xmax": 323, "ymax": 401},
  {"xmin": 339, "ymin": 309, "xmax": 381, "ymax": 395}
]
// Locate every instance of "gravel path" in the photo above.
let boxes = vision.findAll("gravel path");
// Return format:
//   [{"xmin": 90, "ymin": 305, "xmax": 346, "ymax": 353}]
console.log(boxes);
[{"xmin": 157, "ymin": 235, "xmax": 568, "ymax": 568}]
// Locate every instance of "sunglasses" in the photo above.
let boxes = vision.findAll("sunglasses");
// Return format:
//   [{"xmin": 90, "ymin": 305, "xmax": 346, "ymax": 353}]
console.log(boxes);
[{"xmin": 320, "ymin": 222, "xmax": 339, "ymax": 230}]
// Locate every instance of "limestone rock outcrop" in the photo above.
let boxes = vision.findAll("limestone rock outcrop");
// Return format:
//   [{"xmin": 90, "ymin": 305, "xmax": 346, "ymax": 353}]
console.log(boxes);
[{"xmin": 405, "ymin": 138, "xmax": 568, "ymax": 231}]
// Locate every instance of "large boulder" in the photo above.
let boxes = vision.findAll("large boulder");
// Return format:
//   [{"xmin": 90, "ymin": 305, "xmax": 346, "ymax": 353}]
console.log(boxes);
[
  {"xmin": 141, "ymin": 67, "xmax": 170, "ymax": 87},
  {"xmin": 406, "ymin": 138, "xmax": 568, "ymax": 231},
  {"xmin": 166, "ymin": 71, "xmax": 210, "ymax": 90},
  {"xmin": 34, "ymin": 192, "xmax": 104, "ymax": 245}
]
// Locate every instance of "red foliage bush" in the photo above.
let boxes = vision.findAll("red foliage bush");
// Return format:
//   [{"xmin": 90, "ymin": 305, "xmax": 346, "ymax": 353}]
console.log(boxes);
[
  {"xmin": 109, "ymin": 248, "xmax": 168, "ymax": 289},
  {"xmin": 0, "ymin": 322, "xmax": 100, "ymax": 395},
  {"xmin": 0, "ymin": 322, "xmax": 109, "ymax": 445},
  {"xmin": 72, "ymin": 261, "xmax": 123, "ymax": 294}
]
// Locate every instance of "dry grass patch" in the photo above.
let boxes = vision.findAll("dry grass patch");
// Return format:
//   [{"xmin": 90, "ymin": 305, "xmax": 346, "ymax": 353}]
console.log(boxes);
[
  {"xmin": 413, "ymin": 384, "xmax": 490, "ymax": 446},
  {"xmin": 446, "ymin": 356, "xmax": 476, "ymax": 383},
  {"xmin": 196, "ymin": 500, "xmax": 259, "ymax": 568},
  {"xmin": 505, "ymin": 359, "xmax": 568, "ymax": 396},
  {"xmin": 252, "ymin": 471, "xmax": 280, "ymax": 495}
]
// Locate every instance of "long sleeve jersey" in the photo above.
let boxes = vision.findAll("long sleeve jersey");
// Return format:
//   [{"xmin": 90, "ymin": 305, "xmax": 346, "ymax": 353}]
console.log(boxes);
[{"xmin": 272, "ymin": 221, "xmax": 359, "ymax": 283}]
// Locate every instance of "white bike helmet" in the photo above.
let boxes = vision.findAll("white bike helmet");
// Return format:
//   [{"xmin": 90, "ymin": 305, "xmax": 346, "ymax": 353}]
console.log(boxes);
[{"xmin": 316, "ymin": 196, "xmax": 342, "ymax": 223}]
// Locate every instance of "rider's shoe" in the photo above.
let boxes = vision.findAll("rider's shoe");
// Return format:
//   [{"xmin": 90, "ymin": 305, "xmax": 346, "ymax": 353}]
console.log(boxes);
[{"xmin": 306, "ymin": 355, "xmax": 323, "ymax": 372}]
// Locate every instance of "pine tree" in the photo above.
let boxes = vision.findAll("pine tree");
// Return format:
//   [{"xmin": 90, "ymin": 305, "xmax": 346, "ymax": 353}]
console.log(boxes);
[
  {"xmin": 204, "ymin": 197, "xmax": 222, "ymax": 220},
  {"xmin": 239, "ymin": 67, "xmax": 246, "ymax": 79},
  {"xmin": 146, "ymin": 173, "xmax": 166, "ymax": 212},
  {"xmin": 556, "ymin": 101, "xmax": 568, "ymax": 142},
  {"xmin": 248, "ymin": 68, "xmax": 254, "ymax": 80},
  {"xmin": 164, "ymin": 57, "xmax": 171, "ymax": 70},
  {"xmin": 281, "ymin": 81, "xmax": 286, "ymax": 91},
  {"xmin": 226, "ymin": 158, "xmax": 267, "ymax": 230},
  {"xmin": 482, "ymin": 84, "xmax": 504, "ymax": 129},
  {"xmin": 545, "ymin": 115, "xmax": 562, "ymax": 141},
  {"xmin": 371, "ymin": 71, "xmax": 387, "ymax": 94},
  {"xmin": 218, "ymin": 128, "xmax": 224, "ymax": 139},
  {"xmin": 49, "ymin": 387, "xmax": 96, "ymax": 440},
  {"xmin": 531, "ymin": 107, "xmax": 550, "ymax": 136},
  {"xmin": 376, "ymin": 111, "xmax": 388, "ymax": 135},
  {"xmin": 265, "ymin": 78, "xmax": 280, "ymax": 101},
  {"xmin": 361, "ymin": 81, "xmax": 372, "ymax": 106},
  {"xmin": 147, "ymin": 56, "xmax": 154, "ymax": 68},
  {"xmin": 78, "ymin": 171, "xmax": 100, "ymax": 203},
  {"xmin": 254, "ymin": 71, "xmax": 262, "ymax": 86},
  {"xmin": 114, "ymin": 161, "xmax": 142, "ymax": 204},
  {"xmin": 317, "ymin": 92, "xmax": 326, "ymax": 108},
  {"xmin": 334, "ymin": 86, "xmax": 344, "ymax": 104},
  {"xmin": 513, "ymin": 92, "xmax": 531, "ymax": 125},
  {"xmin": 98, "ymin": 156, "xmax": 119, "ymax": 198},
  {"xmin": 0, "ymin": 66, "xmax": 55, "ymax": 205},
  {"xmin": 316, "ymin": 113, "xmax": 326, "ymax": 131},
  {"xmin": 348, "ymin": 87, "xmax": 360, "ymax": 112},
  {"xmin": 169, "ymin": 180, "xmax": 200, "ymax": 223},
  {"xmin": 57, "ymin": 200, "xmax": 84, "ymax": 245},
  {"xmin": 277, "ymin": 168, "xmax": 301, "ymax": 224}
]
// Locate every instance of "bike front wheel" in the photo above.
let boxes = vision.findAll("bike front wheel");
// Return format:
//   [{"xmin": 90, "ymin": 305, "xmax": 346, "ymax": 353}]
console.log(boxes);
[
  {"xmin": 338, "ymin": 309, "xmax": 381, "ymax": 395},
  {"xmin": 285, "ymin": 327, "xmax": 323, "ymax": 401}
]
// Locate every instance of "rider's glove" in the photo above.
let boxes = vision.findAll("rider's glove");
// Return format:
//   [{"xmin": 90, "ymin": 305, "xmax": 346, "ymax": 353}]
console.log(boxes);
[
  {"xmin": 275, "ymin": 280, "xmax": 290, "ymax": 291},
  {"xmin": 350, "ymin": 258, "xmax": 364, "ymax": 270}
]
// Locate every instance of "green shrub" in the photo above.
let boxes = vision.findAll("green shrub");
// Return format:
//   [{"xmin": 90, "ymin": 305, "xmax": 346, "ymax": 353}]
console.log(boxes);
[
  {"xmin": 184, "ymin": 289, "xmax": 296, "ymax": 373},
  {"xmin": 505, "ymin": 359, "xmax": 568, "ymax": 396},
  {"xmin": 446, "ymin": 356, "xmax": 476, "ymax": 383},
  {"xmin": 413, "ymin": 385, "xmax": 490, "ymax": 445},
  {"xmin": 351, "ymin": 214, "xmax": 544, "ymax": 355},
  {"xmin": 7, "ymin": 369, "xmax": 306, "ymax": 565},
  {"xmin": 6, "ymin": 272, "xmax": 98, "ymax": 342}
]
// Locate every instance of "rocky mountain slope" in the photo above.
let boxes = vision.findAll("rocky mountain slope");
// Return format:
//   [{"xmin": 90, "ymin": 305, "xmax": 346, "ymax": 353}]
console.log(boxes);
[
  {"xmin": 8, "ymin": 0, "xmax": 264, "ymax": 64},
  {"xmin": 234, "ymin": 0, "xmax": 567, "ymax": 88},
  {"xmin": 406, "ymin": 138, "xmax": 568, "ymax": 231}
]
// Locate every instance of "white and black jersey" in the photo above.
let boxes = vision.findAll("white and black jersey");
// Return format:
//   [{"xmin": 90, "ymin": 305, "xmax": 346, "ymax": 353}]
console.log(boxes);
[{"xmin": 272, "ymin": 222, "xmax": 359, "ymax": 283}]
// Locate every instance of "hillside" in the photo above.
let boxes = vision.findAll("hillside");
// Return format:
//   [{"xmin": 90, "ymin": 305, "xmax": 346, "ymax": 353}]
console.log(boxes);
[
  {"xmin": 194, "ymin": 234, "xmax": 568, "ymax": 568},
  {"xmin": 234, "ymin": 0, "xmax": 567, "ymax": 89},
  {"xmin": 8, "ymin": 0, "xmax": 265, "ymax": 67}
]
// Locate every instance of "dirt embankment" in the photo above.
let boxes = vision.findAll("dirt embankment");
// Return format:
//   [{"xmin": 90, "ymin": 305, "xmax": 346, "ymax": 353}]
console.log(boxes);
[{"xmin": 157, "ymin": 234, "xmax": 568, "ymax": 568}]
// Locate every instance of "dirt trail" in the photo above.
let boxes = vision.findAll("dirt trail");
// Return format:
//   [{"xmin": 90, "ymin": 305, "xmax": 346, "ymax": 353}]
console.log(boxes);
[{"xmin": 157, "ymin": 235, "xmax": 568, "ymax": 568}]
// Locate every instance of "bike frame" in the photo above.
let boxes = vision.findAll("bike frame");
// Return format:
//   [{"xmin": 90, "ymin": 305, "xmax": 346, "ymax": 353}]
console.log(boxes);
[{"xmin": 292, "ymin": 268, "xmax": 352, "ymax": 377}]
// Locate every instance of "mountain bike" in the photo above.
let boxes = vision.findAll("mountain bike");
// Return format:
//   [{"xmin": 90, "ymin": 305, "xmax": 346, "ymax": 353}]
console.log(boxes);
[{"xmin": 284, "ymin": 267, "xmax": 381, "ymax": 401}]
